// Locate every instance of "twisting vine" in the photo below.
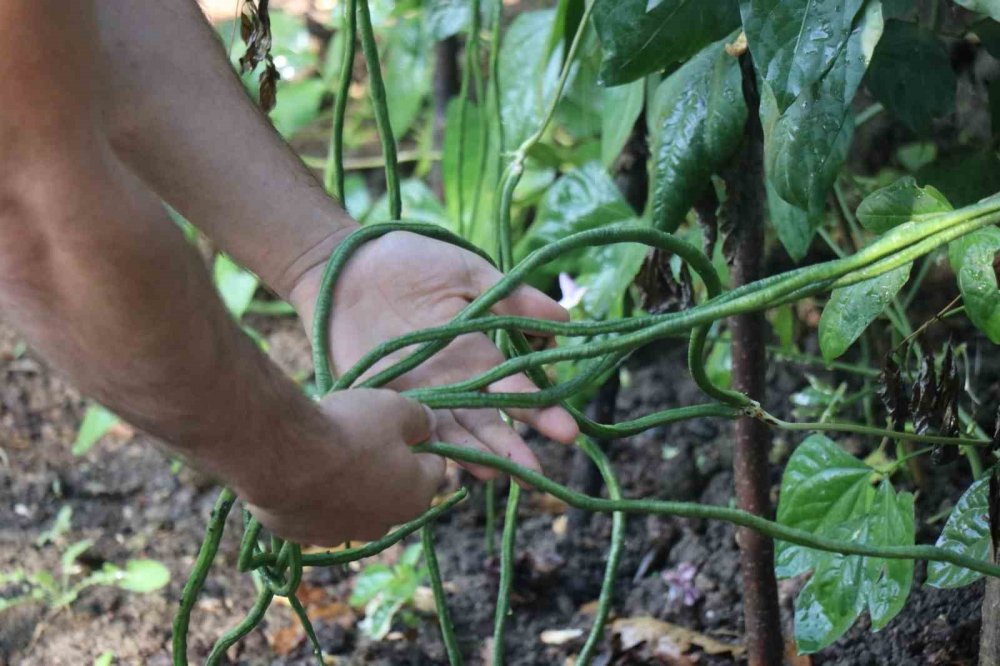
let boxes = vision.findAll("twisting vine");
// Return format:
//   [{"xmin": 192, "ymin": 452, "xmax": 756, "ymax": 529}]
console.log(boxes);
[{"xmin": 172, "ymin": 2, "xmax": 1000, "ymax": 665}]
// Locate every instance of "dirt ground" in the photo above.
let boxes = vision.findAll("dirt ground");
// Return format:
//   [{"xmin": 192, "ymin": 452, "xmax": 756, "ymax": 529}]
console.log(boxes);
[{"xmin": 0, "ymin": 296, "xmax": 992, "ymax": 665}]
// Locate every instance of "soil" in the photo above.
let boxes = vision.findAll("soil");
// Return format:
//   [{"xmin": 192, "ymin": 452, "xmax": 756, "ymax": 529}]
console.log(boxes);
[{"xmin": 1, "ymin": 298, "xmax": 994, "ymax": 665}]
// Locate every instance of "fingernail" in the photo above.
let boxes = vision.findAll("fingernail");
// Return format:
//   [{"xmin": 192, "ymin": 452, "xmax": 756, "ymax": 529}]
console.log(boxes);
[{"xmin": 422, "ymin": 405, "xmax": 437, "ymax": 438}]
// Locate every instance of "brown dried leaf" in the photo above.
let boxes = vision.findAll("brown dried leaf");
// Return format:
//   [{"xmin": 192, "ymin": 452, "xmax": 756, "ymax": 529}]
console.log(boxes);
[
  {"xmin": 259, "ymin": 60, "xmax": 280, "ymax": 112},
  {"xmin": 611, "ymin": 616, "xmax": 745, "ymax": 657},
  {"xmin": 635, "ymin": 249, "xmax": 695, "ymax": 314},
  {"xmin": 540, "ymin": 628, "xmax": 585, "ymax": 646},
  {"xmin": 910, "ymin": 348, "xmax": 938, "ymax": 436},
  {"xmin": 877, "ymin": 354, "xmax": 908, "ymax": 431}
]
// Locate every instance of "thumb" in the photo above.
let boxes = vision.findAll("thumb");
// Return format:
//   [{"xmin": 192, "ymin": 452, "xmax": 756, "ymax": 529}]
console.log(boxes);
[{"xmin": 394, "ymin": 395, "xmax": 435, "ymax": 446}]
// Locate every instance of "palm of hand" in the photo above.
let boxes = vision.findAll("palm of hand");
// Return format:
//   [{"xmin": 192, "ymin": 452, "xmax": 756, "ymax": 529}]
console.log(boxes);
[{"xmin": 292, "ymin": 231, "xmax": 578, "ymax": 477}]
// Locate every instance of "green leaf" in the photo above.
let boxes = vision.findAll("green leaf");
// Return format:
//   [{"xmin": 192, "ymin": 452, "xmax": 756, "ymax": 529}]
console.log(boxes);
[
  {"xmin": 269, "ymin": 79, "xmax": 326, "ymax": 139},
  {"xmin": 953, "ymin": 0, "xmax": 1000, "ymax": 20},
  {"xmin": 382, "ymin": 17, "xmax": 433, "ymax": 139},
  {"xmin": 740, "ymin": 0, "xmax": 867, "ymax": 112},
  {"xmin": 498, "ymin": 10, "xmax": 562, "ymax": 151},
  {"xmin": 767, "ymin": 183, "xmax": 819, "ymax": 262},
  {"xmin": 592, "ymin": 0, "xmax": 740, "ymax": 86},
  {"xmin": 777, "ymin": 434, "xmax": 915, "ymax": 653},
  {"xmin": 927, "ymin": 475, "xmax": 991, "ymax": 588},
  {"xmin": 115, "ymin": 560, "xmax": 171, "ymax": 594},
  {"xmin": 350, "ymin": 564, "xmax": 395, "ymax": 607},
  {"xmin": 948, "ymin": 226, "xmax": 1000, "ymax": 275},
  {"xmin": 400, "ymin": 543, "xmax": 423, "ymax": 568},
  {"xmin": 762, "ymin": 1, "xmax": 883, "ymax": 216},
  {"xmin": 94, "ymin": 652, "xmax": 115, "ymax": 666},
  {"xmin": 601, "ymin": 79, "xmax": 645, "ymax": 167},
  {"xmin": 61, "ymin": 539, "xmax": 94, "ymax": 578},
  {"xmin": 213, "ymin": 254, "xmax": 260, "ymax": 320},
  {"xmin": 575, "ymin": 240, "xmax": 650, "ymax": 319},
  {"xmin": 649, "ymin": 38, "xmax": 747, "ymax": 232},
  {"xmin": 442, "ymin": 99, "xmax": 498, "ymax": 251},
  {"xmin": 956, "ymin": 229, "xmax": 1000, "ymax": 343},
  {"xmin": 73, "ymin": 404, "xmax": 120, "ymax": 456},
  {"xmin": 426, "ymin": 0, "xmax": 471, "ymax": 40},
  {"xmin": 367, "ymin": 180, "xmax": 457, "ymax": 234},
  {"xmin": 866, "ymin": 20, "xmax": 955, "ymax": 135},
  {"xmin": 819, "ymin": 263, "xmax": 911, "ymax": 361},
  {"xmin": 855, "ymin": 176, "xmax": 952, "ymax": 234},
  {"xmin": 360, "ymin": 596, "xmax": 406, "ymax": 639},
  {"xmin": 515, "ymin": 162, "xmax": 635, "ymax": 276}
]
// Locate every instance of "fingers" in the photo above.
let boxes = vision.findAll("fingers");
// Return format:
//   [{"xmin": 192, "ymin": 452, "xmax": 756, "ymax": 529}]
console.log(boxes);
[
  {"xmin": 454, "ymin": 408, "xmax": 542, "ymax": 473},
  {"xmin": 468, "ymin": 259, "xmax": 569, "ymax": 331},
  {"xmin": 486, "ymin": 372, "xmax": 580, "ymax": 445},
  {"xmin": 435, "ymin": 410, "xmax": 500, "ymax": 481}
]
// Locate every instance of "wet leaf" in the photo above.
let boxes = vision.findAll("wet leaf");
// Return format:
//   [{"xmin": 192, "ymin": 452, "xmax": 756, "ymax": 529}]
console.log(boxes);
[
  {"xmin": 648, "ymin": 37, "xmax": 747, "ymax": 233},
  {"xmin": 954, "ymin": 229, "xmax": 1000, "ymax": 344},
  {"xmin": 855, "ymin": 176, "xmax": 953, "ymax": 234},
  {"xmin": 592, "ymin": 0, "xmax": 740, "ymax": 86},
  {"xmin": 761, "ymin": 1, "xmax": 883, "ymax": 217},
  {"xmin": 739, "ymin": 0, "xmax": 867, "ymax": 112},
  {"xmin": 776, "ymin": 434, "xmax": 914, "ymax": 653},
  {"xmin": 928, "ymin": 475, "xmax": 991, "ymax": 588},
  {"xmin": 818, "ymin": 263, "xmax": 911, "ymax": 362},
  {"xmin": 866, "ymin": 20, "xmax": 956, "ymax": 135}
]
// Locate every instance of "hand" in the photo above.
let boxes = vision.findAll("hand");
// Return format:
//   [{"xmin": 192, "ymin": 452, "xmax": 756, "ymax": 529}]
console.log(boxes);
[
  {"xmin": 290, "ymin": 230, "xmax": 580, "ymax": 479},
  {"xmin": 244, "ymin": 389, "xmax": 444, "ymax": 547}
]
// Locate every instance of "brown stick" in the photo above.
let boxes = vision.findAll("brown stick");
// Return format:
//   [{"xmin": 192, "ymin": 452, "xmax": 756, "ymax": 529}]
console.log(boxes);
[{"xmin": 727, "ymin": 53, "xmax": 785, "ymax": 666}]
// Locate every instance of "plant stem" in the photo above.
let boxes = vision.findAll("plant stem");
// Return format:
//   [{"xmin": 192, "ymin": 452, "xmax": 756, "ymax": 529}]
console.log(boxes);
[{"xmin": 726, "ymin": 52, "xmax": 784, "ymax": 666}]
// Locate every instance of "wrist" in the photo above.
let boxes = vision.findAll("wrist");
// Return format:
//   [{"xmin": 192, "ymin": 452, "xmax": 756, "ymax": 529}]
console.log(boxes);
[{"xmin": 274, "ymin": 218, "xmax": 360, "ymax": 303}]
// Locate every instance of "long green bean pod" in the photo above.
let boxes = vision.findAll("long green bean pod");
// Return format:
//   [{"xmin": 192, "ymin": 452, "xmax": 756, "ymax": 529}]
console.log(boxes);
[
  {"xmin": 422, "ymin": 523, "xmax": 464, "ymax": 665},
  {"xmin": 324, "ymin": 0, "xmax": 357, "ymax": 201}
]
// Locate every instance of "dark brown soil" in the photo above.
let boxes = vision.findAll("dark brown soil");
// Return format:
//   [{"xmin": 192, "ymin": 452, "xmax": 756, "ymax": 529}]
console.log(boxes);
[{"xmin": 1, "ymin": 303, "xmax": 993, "ymax": 665}]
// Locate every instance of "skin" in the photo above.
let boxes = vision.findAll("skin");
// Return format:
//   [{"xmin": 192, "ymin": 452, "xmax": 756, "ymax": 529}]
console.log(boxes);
[{"xmin": 0, "ymin": 0, "xmax": 576, "ymax": 547}]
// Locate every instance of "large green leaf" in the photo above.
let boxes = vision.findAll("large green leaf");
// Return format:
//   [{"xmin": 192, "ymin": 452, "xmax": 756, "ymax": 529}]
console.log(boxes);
[
  {"xmin": 927, "ymin": 475, "xmax": 992, "ymax": 589},
  {"xmin": 442, "ymin": 99, "xmax": 498, "ymax": 252},
  {"xmin": 649, "ymin": 38, "xmax": 747, "ymax": 232},
  {"xmin": 855, "ymin": 176, "xmax": 952, "ymax": 234},
  {"xmin": 819, "ymin": 263, "xmax": 911, "ymax": 361},
  {"xmin": 601, "ymin": 79, "xmax": 645, "ymax": 166},
  {"xmin": 866, "ymin": 20, "xmax": 956, "ymax": 135},
  {"xmin": 762, "ymin": 0, "xmax": 884, "ymax": 217},
  {"xmin": 515, "ymin": 162, "xmax": 635, "ymax": 277},
  {"xmin": 591, "ymin": 0, "xmax": 740, "ymax": 86},
  {"xmin": 739, "ymin": 0, "xmax": 867, "ymax": 112},
  {"xmin": 498, "ymin": 10, "xmax": 562, "ymax": 151},
  {"xmin": 382, "ymin": 17, "xmax": 433, "ymax": 139},
  {"xmin": 956, "ymin": 229, "xmax": 1000, "ymax": 343},
  {"xmin": 953, "ymin": 0, "xmax": 1000, "ymax": 21},
  {"xmin": 777, "ymin": 434, "xmax": 915, "ymax": 654},
  {"xmin": 350, "ymin": 564, "xmax": 395, "ymax": 607}
]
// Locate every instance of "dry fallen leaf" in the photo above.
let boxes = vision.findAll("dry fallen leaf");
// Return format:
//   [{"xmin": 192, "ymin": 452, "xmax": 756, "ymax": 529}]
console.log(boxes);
[
  {"xmin": 529, "ymin": 492, "xmax": 569, "ymax": 515},
  {"xmin": 785, "ymin": 640, "xmax": 812, "ymax": 666},
  {"xmin": 540, "ymin": 628, "xmax": 584, "ymax": 646},
  {"xmin": 578, "ymin": 600, "xmax": 601, "ymax": 617},
  {"xmin": 552, "ymin": 515, "xmax": 568, "ymax": 538},
  {"xmin": 269, "ymin": 624, "xmax": 304, "ymax": 657},
  {"xmin": 612, "ymin": 616, "xmax": 745, "ymax": 657}
]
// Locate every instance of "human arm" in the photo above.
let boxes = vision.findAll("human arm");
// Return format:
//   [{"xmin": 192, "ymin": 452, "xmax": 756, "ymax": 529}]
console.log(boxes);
[
  {"xmin": 94, "ymin": 0, "xmax": 580, "ymax": 472},
  {"xmin": 0, "ymin": 0, "xmax": 443, "ymax": 547}
]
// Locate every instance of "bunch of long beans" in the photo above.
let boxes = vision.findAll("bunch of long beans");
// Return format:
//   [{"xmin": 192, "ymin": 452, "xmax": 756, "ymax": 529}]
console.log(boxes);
[{"xmin": 172, "ymin": 2, "xmax": 1000, "ymax": 664}]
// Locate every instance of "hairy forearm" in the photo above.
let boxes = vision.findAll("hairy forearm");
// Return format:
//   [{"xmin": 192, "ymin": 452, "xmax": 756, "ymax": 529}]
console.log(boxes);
[
  {"xmin": 0, "ymin": 149, "xmax": 338, "ymax": 505},
  {"xmin": 95, "ymin": 0, "xmax": 356, "ymax": 298}
]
